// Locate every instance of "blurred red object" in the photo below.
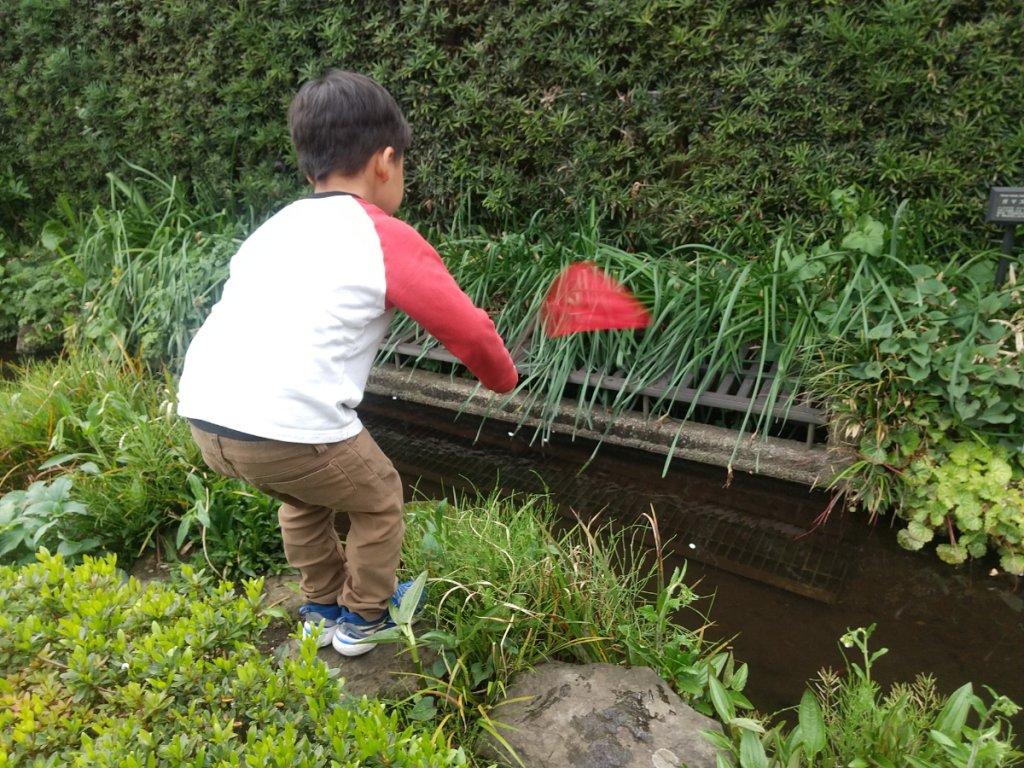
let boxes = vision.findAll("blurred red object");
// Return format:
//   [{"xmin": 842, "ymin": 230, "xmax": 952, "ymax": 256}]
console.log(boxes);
[{"xmin": 540, "ymin": 262, "xmax": 652, "ymax": 338}]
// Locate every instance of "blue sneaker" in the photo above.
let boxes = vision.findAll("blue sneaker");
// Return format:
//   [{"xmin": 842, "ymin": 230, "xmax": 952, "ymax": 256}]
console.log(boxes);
[
  {"xmin": 331, "ymin": 580, "xmax": 426, "ymax": 657},
  {"xmin": 298, "ymin": 602, "xmax": 343, "ymax": 648}
]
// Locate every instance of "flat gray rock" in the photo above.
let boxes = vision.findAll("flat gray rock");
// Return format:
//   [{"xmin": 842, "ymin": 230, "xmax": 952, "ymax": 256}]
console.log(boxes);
[{"xmin": 480, "ymin": 661, "xmax": 722, "ymax": 768}]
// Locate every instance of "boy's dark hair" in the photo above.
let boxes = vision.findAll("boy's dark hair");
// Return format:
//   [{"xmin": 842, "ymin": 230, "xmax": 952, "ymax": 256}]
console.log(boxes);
[{"xmin": 288, "ymin": 70, "xmax": 411, "ymax": 182}]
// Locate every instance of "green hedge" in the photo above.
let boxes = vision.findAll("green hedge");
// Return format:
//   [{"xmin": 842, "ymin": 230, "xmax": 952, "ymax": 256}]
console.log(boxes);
[{"xmin": 1, "ymin": 0, "xmax": 1022, "ymax": 251}]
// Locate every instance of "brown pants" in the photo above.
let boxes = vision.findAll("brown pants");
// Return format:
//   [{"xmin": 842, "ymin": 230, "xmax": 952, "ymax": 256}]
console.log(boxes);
[{"xmin": 189, "ymin": 425, "xmax": 404, "ymax": 620}]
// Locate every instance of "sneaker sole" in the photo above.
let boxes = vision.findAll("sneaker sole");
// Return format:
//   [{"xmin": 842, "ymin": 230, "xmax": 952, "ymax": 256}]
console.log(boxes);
[{"xmin": 332, "ymin": 634, "xmax": 379, "ymax": 657}]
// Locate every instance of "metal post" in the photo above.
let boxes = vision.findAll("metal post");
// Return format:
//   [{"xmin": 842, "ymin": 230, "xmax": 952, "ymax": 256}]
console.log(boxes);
[
  {"xmin": 996, "ymin": 225, "xmax": 1015, "ymax": 288},
  {"xmin": 986, "ymin": 187, "xmax": 1024, "ymax": 288}
]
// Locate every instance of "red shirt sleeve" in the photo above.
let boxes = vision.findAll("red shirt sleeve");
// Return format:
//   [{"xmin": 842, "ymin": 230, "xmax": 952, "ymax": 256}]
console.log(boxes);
[{"xmin": 363, "ymin": 201, "xmax": 519, "ymax": 394}]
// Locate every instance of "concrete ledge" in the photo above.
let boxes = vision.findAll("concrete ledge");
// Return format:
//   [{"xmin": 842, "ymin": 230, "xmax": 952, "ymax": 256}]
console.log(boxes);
[{"xmin": 367, "ymin": 367, "xmax": 844, "ymax": 488}]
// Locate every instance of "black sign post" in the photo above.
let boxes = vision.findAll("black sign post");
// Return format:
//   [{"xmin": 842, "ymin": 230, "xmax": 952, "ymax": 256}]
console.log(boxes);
[{"xmin": 985, "ymin": 187, "xmax": 1024, "ymax": 287}]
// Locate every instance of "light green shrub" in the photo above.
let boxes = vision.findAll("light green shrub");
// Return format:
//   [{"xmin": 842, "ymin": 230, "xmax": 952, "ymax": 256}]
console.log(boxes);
[{"xmin": 0, "ymin": 551, "xmax": 464, "ymax": 766}]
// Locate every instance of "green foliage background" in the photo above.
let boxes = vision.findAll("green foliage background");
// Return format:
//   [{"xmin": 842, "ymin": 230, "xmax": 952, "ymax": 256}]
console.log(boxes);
[{"xmin": 1, "ymin": 0, "xmax": 1022, "ymax": 251}]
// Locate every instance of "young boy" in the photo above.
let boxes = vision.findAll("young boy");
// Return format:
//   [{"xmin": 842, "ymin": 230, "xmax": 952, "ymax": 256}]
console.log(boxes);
[{"xmin": 177, "ymin": 70, "xmax": 518, "ymax": 656}]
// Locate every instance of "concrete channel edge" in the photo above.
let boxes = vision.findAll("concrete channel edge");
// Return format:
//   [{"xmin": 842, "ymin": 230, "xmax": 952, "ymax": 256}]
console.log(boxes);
[{"xmin": 367, "ymin": 367, "xmax": 845, "ymax": 488}]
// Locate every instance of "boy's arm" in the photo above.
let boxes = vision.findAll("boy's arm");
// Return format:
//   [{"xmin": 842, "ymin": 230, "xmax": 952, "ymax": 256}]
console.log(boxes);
[{"xmin": 372, "ymin": 210, "xmax": 519, "ymax": 394}]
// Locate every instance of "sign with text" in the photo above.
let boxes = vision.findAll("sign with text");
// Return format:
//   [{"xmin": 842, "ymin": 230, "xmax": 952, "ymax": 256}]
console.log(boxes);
[{"xmin": 986, "ymin": 187, "xmax": 1024, "ymax": 224}]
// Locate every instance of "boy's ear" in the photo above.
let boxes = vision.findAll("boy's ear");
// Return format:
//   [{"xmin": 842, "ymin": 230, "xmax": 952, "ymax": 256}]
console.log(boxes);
[{"xmin": 375, "ymin": 146, "xmax": 398, "ymax": 179}]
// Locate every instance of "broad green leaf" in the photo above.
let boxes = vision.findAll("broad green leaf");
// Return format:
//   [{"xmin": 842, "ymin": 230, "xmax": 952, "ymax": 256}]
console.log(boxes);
[
  {"xmin": 176, "ymin": 519, "xmax": 191, "ymax": 549},
  {"xmin": 700, "ymin": 729, "xmax": 735, "ymax": 751},
  {"xmin": 977, "ymin": 406, "xmax": 1016, "ymax": 425},
  {"xmin": 915, "ymin": 278, "xmax": 947, "ymax": 296},
  {"xmin": 420, "ymin": 531, "xmax": 443, "ymax": 558},
  {"xmin": 739, "ymin": 728, "xmax": 768, "ymax": 768},
  {"xmin": 0, "ymin": 531, "xmax": 28, "ymax": 557},
  {"xmin": 906, "ymin": 361, "xmax": 930, "ymax": 382},
  {"xmin": 841, "ymin": 214, "xmax": 884, "ymax": 256},
  {"xmin": 32, "ymin": 519, "xmax": 59, "ymax": 544},
  {"xmin": 194, "ymin": 501, "xmax": 211, "ymax": 529},
  {"xmin": 906, "ymin": 264, "xmax": 935, "ymax": 279},
  {"xmin": 953, "ymin": 398, "xmax": 980, "ymax": 421},
  {"xmin": 729, "ymin": 717, "xmax": 766, "ymax": 733},
  {"xmin": 730, "ymin": 663, "xmax": 749, "ymax": 691},
  {"xmin": 857, "ymin": 361, "xmax": 884, "ymax": 379},
  {"xmin": 40, "ymin": 219, "xmax": 67, "ymax": 251},
  {"xmin": 186, "ymin": 473, "xmax": 205, "ymax": 498},
  {"xmin": 990, "ymin": 367, "xmax": 1022, "ymax": 386},
  {"xmin": 707, "ymin": 674, "xmax": 735, "ymax": 721},
  {"xmin": 978, "ymin": 294, "xmax": 1005, "ymax": 315},
  {"xmin": 407, "ymin": 695, "xmax": 436, "ymax": 721},
  {"xmin": 38, "ymin": 453, "xmax": 87, "ymax": 470},
  {"xmin": 866, "ymin": 321, "xmax": 893, "ymax": 340},
  {"xmin": 393, "ymin": 570, "xmax": 428, "ymax": 625},
  {"xmin": 928, "ymin": 729, "xmax": 959, "ymax": 748},
  {"xmin": 798, "ymin": 689, "xmax": 826, "ymax": 757},
  {"xmin": 57, "ymin": 538, "xmax": 102, "ymax": 557},
  {"xmin": 946, "ymin": 378, "xmax": 969, "ymax": 400},
  {"xmin": 934, "ymin": 683, "xmax": 973, "ymax": 737}
]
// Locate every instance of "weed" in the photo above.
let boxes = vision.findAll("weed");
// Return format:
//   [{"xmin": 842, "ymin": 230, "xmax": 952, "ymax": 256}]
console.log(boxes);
[
  {"xmin": 704, "ymin": 625, "xmax": 1022, "ymax": 767},
  {"xmin": 0, "ymin": 350, "xmax": 286, "ymax": 578},
  {"xmin": 391, "ymin": 493, "xmax": 744, "ymax": 741}
]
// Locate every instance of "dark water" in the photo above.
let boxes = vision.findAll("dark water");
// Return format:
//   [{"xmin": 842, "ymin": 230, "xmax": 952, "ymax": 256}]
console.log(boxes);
[{"xmin": 360, "ymin": 393, "xmax": 1024, "ymax": 727}]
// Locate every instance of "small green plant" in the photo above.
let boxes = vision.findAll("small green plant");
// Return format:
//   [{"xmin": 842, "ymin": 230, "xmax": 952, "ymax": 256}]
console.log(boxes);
[
  {"xmin": 49, "ymin": 165, "xmax": 248, "ymax": 364},
  {"xmin": 0, "ymin": 243, "xmax": 77, "ymax": 352},
  {"xmin": 388, "ymin": 570, "xmax": 430, "ymax": 669},
  {"xmin": 901, "ymin": 440, "xmax": 1024, "ymax": 574},
  {"xmin": 0, "ymin": 475, "xmax": 99, "ymax": 565},
  {"xmin": 810, "ymin": 188, "xmax": 1024, "ymax": 571},
  {"xmin": 178, "ymin": 469, "xmax": 285, "ymax": 580},
  {"xmin": 706, "ymin": 624, "xmax": 1023, "ymax": 767},
  {"xmin": 618, "ymin": 563, "xmax": 752, "ymax": 719}
]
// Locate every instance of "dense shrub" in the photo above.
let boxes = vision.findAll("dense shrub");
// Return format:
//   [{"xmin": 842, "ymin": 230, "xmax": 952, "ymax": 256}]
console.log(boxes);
[
  {"xmin": 1, "ymin": 0, "xmax": 1021, "ymax": 253},
  {"xmin": 0, "ymin": 552, "xmax": 463, "ymax": 766}
]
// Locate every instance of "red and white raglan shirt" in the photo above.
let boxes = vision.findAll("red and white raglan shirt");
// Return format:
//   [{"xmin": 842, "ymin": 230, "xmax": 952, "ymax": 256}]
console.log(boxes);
[{"xmin": 177, "ymin": 192, "xmax": 518, "ymax": 443}]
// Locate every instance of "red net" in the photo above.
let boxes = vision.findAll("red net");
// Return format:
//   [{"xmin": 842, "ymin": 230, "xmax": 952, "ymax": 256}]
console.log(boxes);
[{"xmin": 540, "ymin": 262, "xmax": 652, "ymax": 338}]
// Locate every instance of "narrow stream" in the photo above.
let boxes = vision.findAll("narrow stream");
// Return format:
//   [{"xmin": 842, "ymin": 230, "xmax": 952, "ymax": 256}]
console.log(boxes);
[{"xmin": 360, "ymin": 393, "xmax": 1024, "ymax": 727}]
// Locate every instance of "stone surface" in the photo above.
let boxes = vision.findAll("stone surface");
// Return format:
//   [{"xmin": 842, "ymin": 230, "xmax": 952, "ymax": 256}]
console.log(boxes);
[{"xmin": 479, "ymin": 661, "xmax": 722, "ymax": 768}]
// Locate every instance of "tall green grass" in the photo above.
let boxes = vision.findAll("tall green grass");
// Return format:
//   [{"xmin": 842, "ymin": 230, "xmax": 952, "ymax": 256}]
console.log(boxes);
[
  {"xmin": 37, "ymin": 169, "xmax": 1018, "ymax": 465},
  {"xmin": 15, "ymin": 169, "xmax": 1023, "ymax": 571},
  {"xmin": 50, "ymin": 164, "xmax": 250, "ymax": 364},
  {"xmin": 386, "ymin": 200, "xmax": 919, "ymax": 471},
  {"xmin": 0, "ymin": 350, "xmax": 284, "ymax": 576},
  {"xmin": 395, "ymin": 491, "xmax": 749, "ymax": 751}
]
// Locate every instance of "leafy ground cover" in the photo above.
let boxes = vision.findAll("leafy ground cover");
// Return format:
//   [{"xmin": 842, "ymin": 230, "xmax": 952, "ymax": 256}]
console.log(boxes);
[
  {"xmin": 0, "ymin": 350, "xmax": 283, "ymax": 579},
  {"xmin": 0, "ymin": 552, "xmax": 463, "ymax": 766},
  {"xmin": 1, "ymin": 492, "xmax": 750, "ymax": 766},
  {"xmin": 3, "ymin": 512, "xmax": 1020, "ymax": 766}
]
